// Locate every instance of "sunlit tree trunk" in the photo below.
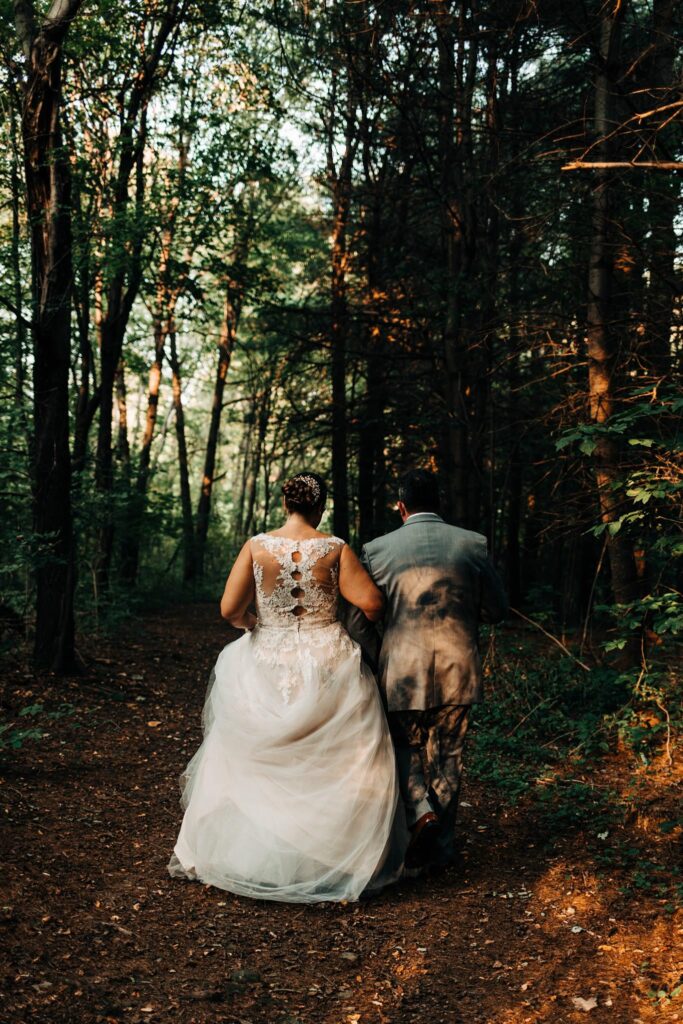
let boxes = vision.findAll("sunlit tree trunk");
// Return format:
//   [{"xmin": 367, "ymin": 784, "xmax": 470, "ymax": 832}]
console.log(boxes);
[
  {"xmin": 243, "ymin": 391, "xmax": 270, "ymax": 539},
  {"xmin": 115, "ymin": 360, "xmax": 130, "ymax": 464},
  {"xmin": 168, "ymin": 331, "xmax": 194, "ymax": 582},
  {"xmin": 121, "ymin": 112, "xmax": 191, "ymax": 585},
  {"xmin": 191, "ymin": 282, "xmax": 240, "ymax": 580}
]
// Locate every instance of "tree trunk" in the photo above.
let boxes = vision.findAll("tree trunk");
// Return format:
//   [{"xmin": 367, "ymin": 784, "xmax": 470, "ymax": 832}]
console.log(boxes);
[
  {"xmin": 93, "ymin": 7, "xmax": 183, "ymax": 587},
  {"xmin": 168, "ymin": 332, "xmax": 194, "ymax": 583},
  {"xmin": 70, "ymin": 126, "xmax": 102, "ymax": 475},
  {"xmin": 643, "ymin": 0, "xmax": 678, "ymax": 379},
  {"xmin": 358, "ymin": 202, "xmax": 386, "ymax": 545},
  {"xmin": 15, "ymin": 0, "xmax": 85, "ymax": 671},
  {"xmin": 234, "ymin": 406, "xmax": 255, "ymax": 540},
  {"xmin": 94, "ymin": 105, "xmax": 148, "ymax": 592},
  {"xmin": 433, "ymin": 1, "xmax": 478, "ymax": 526},
  {"xmin": 243, "ymin": 392, "xmax": 270, "ymax": 539},
  {"xmin": 191, "ymin": 284, "xmax": 240, "ymax": 580},
  {"xmin": 118, "ymin": 318, "xmax": 165, "ymax": 585},
  {"xmin": 586, "ymin": 2, "xmax": 640, "ymax": 609},
  {"xmin": 9, "ymin": 99, "xmax": 27, "ymax": 417},
  {"xmin": 327, "ymin": 61, "xmax": 355, "ymax": 541},
  {"xmin": 122, "ymin": 288, "xmax": 180, "ymax": 583},
  {"xmin": 115, "ymin": 359, "xmax": 130, "ymax": 464},
  {"xmin": 330, "ymin": 178, "xmax": 351, "ymax": 539}
]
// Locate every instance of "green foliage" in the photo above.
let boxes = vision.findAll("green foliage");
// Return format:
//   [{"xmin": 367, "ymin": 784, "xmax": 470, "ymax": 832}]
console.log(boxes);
[
  {"xmin": 471, "ymin": 633, "xmax": 681, "ymax": 903},
  {"xmin": 0, "ymin": 2, "xmax": 680, "ymax": 666},
  {"xmin": 0, "ymin": 702, "xmax": 75, "ymax": 753}
]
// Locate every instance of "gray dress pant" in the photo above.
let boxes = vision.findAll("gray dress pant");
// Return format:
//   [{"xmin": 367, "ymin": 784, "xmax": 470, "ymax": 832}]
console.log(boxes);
[{"xmin": 388, "ymin": 704, "xmax": 470, "ymax": 865}]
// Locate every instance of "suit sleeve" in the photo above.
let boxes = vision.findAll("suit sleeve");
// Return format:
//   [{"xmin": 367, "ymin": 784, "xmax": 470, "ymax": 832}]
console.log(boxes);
[
  {"xmin": 339, "ymin": 545, "xmax": 382, "ymax": 673},
  {"xmin": 476, "ymin": 538, "xmax": 508, "ymax": 624}
]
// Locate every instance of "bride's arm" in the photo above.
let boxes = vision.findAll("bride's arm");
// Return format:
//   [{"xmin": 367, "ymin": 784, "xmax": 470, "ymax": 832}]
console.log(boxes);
[
  {"xmin": 220, "ymin": 541, "xmax": 257, "ymax": 630},
  {"xmin": 338, "ymin": 544, "xmax": 384, "ymax": 622}
]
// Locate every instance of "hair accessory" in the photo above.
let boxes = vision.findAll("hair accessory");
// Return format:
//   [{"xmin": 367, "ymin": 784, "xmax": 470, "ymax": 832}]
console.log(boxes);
[{"xmin": 298, "ymin": 474, "xmax": 321, "ymax": 501}]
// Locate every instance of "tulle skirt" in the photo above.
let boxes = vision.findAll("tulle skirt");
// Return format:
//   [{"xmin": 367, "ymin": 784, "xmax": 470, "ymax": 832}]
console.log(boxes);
[{"xmin": 167, "ymin": 625, "xmax": 406, "ymax": 902}]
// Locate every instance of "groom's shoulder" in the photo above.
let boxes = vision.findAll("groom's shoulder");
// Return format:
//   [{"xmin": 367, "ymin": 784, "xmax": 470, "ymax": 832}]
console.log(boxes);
[
  {"xmin": 451, "ymin": 524, "xmax": 488, "ymax": 547},
  {"xmin": 362, "ymin": 526, "xmax": 403, "ymax": 556},
  {"xmin": 363, "ymin": 522, "xmax": 487, "ymax": 555}
]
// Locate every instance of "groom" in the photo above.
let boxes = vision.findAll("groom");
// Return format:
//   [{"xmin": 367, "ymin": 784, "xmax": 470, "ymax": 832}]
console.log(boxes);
[{"xmin": 350, "ymin": 468, "xmax": 508, "ymax": 870}]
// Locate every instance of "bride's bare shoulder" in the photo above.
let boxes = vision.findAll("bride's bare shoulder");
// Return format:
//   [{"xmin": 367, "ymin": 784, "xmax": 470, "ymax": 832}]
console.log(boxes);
[{"xmin": 311, "ymin": 531, "xmax": 347, "ymax": 544}]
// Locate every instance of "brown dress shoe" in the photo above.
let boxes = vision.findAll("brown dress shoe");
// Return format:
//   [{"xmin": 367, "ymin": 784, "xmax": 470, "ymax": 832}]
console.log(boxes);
[{"xmin": 405, "ymin": 811, "xmax": 440, "ymax": 870}]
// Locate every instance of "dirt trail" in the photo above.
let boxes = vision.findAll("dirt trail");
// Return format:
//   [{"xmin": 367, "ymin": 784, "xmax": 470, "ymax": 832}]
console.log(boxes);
[{"xmin": 1, "ymin": 604, "xmax": 680, "ymax": 1024}]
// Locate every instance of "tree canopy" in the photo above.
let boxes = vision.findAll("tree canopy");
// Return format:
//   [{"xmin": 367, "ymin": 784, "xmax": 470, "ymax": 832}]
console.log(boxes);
[{"xmin": 0, "ymin": 0, "xmax": 680, "ymax": 673}]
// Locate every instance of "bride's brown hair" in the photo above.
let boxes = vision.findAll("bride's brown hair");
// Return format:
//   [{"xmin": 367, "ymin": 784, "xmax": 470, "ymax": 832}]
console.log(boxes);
[{"xmin": 282, "ymin": 472, "xmax": 327, "ymax": 514}]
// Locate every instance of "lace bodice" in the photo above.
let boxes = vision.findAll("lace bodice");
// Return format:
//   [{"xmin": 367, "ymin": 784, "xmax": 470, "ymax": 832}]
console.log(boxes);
[
  {"xmin": 247, "ymin": 533, "xmax": 358, "ymax": 703},
  {"xmin": 250, "ymin": 533, "xmax": 345, "ymax": 628}
]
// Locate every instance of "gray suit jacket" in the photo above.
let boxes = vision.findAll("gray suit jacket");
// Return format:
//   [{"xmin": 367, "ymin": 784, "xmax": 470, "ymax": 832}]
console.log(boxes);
[{"xmin": 346, "ymin": 513, "xmax": 508, "ymax": 712}]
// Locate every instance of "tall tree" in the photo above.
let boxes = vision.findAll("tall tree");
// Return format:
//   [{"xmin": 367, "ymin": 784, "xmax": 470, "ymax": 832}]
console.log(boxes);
[
  {"xmin": 585, "ymin": 0, "xmax": 640, "ymax": 608},
  {"xmin": 191, "ymin": 276, "xmax": 241, "ymax": 579},
  {"xmin": 13, "ymin": 0, "xmax": 86, "ymax": 671},
  {"xmin": 93, "ymin": 1, "xmax": 189, "ymax": 591},
  {"xmin": 327, "ymin": 56, "xmax": 356, "ymax": 540}
]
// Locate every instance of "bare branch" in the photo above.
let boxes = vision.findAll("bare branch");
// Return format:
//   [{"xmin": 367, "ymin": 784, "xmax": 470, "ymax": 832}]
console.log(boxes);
[
  {"xmin": 632, "ymin": 98, "xmax": 683, "ymax": 122},
  {"xmin": 0, "ymin": 292, "xmax": 34, "ymax": 329},
  {"xmin": 562, "ymin": 159, "xmax": 683, "ymax": 170}
]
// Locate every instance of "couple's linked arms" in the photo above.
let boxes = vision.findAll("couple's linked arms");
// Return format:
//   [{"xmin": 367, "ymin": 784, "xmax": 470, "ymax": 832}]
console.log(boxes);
[{"xmin": 219, "ymin": 540, "xmax": 383, "ymax": 630}]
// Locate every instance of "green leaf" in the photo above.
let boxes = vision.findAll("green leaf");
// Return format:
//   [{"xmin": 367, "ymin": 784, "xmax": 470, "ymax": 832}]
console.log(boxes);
[{"xmin": 659, "ymin": 819, "xmax": 683, "ymax": 834}]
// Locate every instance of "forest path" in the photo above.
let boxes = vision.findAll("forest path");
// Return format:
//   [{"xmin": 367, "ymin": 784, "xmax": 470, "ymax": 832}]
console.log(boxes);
[{"xmin": 2, "ymin": 603, "xmax": 678, "ymax": 1024}]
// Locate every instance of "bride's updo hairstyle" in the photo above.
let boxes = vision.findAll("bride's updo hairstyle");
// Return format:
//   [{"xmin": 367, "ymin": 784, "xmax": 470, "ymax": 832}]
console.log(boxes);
[{"xmin": 282, "ymin": 472, "xmax": 327, "ymax": 516}]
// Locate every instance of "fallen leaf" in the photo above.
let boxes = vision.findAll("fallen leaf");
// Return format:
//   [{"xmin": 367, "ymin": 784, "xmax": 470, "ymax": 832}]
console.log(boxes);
[
  {"xmin": 147, "ymin": 721, "xmax": 161, "ymax": 727},
  {"xmin": 571, "ymin": 996, "xmax": 598, "ymax": 1012}
]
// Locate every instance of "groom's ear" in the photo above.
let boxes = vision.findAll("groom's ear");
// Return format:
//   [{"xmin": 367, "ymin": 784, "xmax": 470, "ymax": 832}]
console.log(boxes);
[{"xmin": 397, "ymin": 501, "xmax": 409, "ymax": 522}]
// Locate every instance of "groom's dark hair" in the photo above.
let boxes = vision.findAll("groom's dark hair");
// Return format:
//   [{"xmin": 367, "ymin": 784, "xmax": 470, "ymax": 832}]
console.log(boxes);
[{"xmin": 398, "ymin": 469, "xmax": 440, "ymax": 514}]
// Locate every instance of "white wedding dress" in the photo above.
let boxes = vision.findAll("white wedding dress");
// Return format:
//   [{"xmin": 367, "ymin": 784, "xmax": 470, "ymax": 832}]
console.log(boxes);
[{"xmin": 167, "ymin": 533, "xmax": 406, "ymax": 902}]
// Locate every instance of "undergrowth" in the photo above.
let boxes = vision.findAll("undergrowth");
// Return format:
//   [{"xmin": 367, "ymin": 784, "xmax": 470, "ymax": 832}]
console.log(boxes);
[{"xmin": 470, "ymin": 626, "xmax": 682, "ymax": 906}]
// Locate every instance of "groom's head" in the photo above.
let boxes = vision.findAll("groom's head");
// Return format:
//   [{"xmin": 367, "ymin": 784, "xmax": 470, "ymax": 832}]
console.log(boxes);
[{"xmin": 397, "ymin": 469, "xmax": 440, "ymax": 522}]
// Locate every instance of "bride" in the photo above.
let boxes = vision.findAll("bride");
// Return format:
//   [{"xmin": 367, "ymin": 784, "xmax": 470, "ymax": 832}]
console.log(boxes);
[{"xmin": 168, "ymin": 471, "xmax": 406, "ymax": 902}]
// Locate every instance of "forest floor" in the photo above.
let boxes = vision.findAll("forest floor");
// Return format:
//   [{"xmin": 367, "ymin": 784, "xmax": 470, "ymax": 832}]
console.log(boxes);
[{"xmin": 1, "ymin": 603, "xmax": 681, "ymax": 1024}]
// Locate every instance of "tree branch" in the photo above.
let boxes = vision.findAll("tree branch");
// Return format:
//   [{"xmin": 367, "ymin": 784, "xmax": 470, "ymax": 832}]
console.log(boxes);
[
  {"xmin": 562, "ymin": 160, "xmax": 683, "ymax": 170},
  {"xmin": 509, "ymin": 607, "xmax": 592, "ymax": 672},
  {"xmin": 0, "ymin": 292, "xmax": 34, "ymax": 329},
  {"xmin": 44, "ymin": 0, "xmax": 86, "ymax": 28}
]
